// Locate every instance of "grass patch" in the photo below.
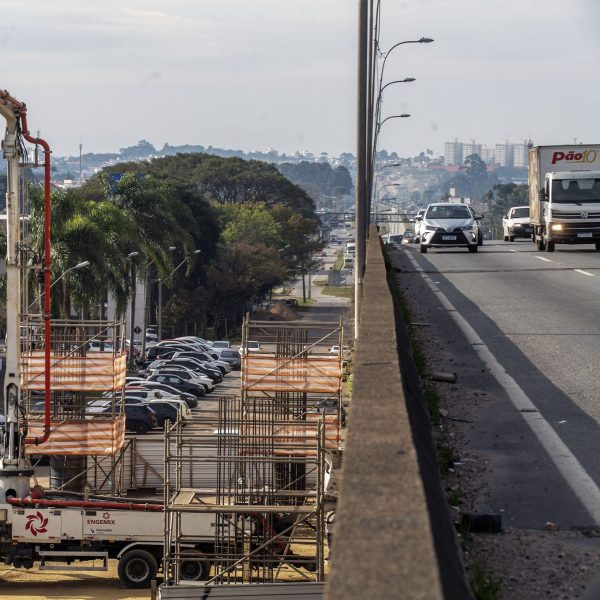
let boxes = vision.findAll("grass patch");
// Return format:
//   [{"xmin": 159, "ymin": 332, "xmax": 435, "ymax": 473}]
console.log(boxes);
[
  {"xmin": 470, "ymin": 563, "xmax": 502, "ymax": 600},
  {"xmin": 321, "ymin": 286, "xmax": 353, "ymax": 299},
  {"xmin": 333, "ymin": 250, "xmax": 344, "ymax": 271},
  {"xmin": 297, "ymin": 298, "xmax": 317, "ymax": 306}
]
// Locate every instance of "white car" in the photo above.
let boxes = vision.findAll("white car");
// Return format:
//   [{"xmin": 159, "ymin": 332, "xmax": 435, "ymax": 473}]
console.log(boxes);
[
  {"xmin": 502, "ymin": 206, "xmax": 532, "ymax": 241},
  {"xmin": 413, "ymin": 208, "xmax": 426, "ymax": 242},
  {"xmin": 416, "ymin": 203, "xmax": 482, "ymax": 254},
  {"xmin": 239, "ymin": 341, "xmax": 262, "ymax": 356}
]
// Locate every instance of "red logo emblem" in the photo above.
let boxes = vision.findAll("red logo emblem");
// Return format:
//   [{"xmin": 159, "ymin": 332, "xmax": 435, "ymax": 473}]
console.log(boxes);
[
  {"xmin": 25, "ymin": 511, "xmax": 49, "ymax": 536},
  {"xmin": 103, "ymin": 512, "xmax": 110, "ymax": 519}
]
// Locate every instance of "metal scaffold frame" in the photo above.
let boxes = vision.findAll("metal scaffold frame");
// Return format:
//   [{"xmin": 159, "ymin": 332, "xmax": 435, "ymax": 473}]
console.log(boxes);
[{"xmin": 162, "ymin": 318, "xmax": 344, "ymax": 590}]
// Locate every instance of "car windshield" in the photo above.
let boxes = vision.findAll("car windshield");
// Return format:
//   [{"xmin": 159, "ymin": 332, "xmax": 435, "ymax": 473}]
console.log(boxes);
[
  {"xmin": 511, "ymin": 207, "xmax": 529, "ymax": 218},
  {"xmin": 221, "ymin": 350, "xmax": 237, "ymax": 358},
  {"xmin": 425, "ymin": 205, "xmax": 471, "ymax": 219},
  {"xmin": 552, "ymin": 179, "xmax": 600, "ymax": 203}
]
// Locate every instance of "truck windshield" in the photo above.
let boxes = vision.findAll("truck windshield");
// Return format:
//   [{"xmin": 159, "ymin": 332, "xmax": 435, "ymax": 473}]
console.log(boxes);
[{"xmin": 552, "ymin": 179, "xmax": 600, "ymax": 203}]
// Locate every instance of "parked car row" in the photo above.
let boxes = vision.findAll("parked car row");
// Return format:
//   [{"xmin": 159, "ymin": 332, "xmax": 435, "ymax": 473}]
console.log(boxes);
[{"xmin": 87, "ymin": 336, "xmax": 245, "ymax": 434}]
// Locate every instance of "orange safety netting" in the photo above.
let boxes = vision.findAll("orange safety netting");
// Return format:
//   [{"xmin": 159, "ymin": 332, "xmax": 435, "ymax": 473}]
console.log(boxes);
[
  {"xmin": 21, "ymin": 351, "xmax": 127, "ymax": 391},
  {"xmin": 24, "ymin": 416, "xmax": 126, "ymax": 455},
  {"xmin": 241, "ymin": 355, "xmax": 342, "ymax": 393}
]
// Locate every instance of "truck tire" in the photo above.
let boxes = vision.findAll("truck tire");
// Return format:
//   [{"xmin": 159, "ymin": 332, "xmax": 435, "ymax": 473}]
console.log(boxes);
[
  {"xmin": 118, "ymin": 549, "xmax": 158, "ymax": 588},
  {"xmin": 419, "ymin": 243, "xmax": 428, "ymax": 254},
  {"xmin": 468, "ymin": 245, "xmax": 478, "ymax": 253},
  {"xmin": 179, "ymin": 550, "xmax": 211, "ymax": 581},
  {"xmin": 595, "ymin": 242, "xmax": 600, "ymax": 252},
  {"xmin": 536, "ymin": 236, "xmax": 545, "ymax": 251},
  {"xmin": 546, "ymin": 240, "xmax": 555, "ymax": 252},
  {"xmin": 503, "ymin": 235, "xmax": 509, "ymax": 242},
  {"xmin": 508, "ymin": 235, "xmax": 515, "ymax": 243}
]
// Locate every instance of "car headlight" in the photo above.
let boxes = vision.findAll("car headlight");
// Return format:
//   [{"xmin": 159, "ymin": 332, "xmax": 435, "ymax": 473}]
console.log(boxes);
[
  {"xmin": 513, "ymin": 223, "xmax": 523, "ymax": 228},
  {"xmin": 425, "ymin": 225, "xmax": 437, "ymax": 231},
  {"xmin": 551, "ymin": 223, "xmax": 563, "ymax": 231}
]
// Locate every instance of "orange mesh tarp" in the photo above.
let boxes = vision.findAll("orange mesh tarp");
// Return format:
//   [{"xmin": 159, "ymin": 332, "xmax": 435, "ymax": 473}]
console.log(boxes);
[
  {"xmin": 242, "ymin": 355, "xmax": 342, "ymax": 393},
  {"xmin": 21, "ymin": 351, "xmax": 127, "ymax": 391},
  {"xmin": 24, "ymin": 416, "xmax": 126, "ymax": 455}
]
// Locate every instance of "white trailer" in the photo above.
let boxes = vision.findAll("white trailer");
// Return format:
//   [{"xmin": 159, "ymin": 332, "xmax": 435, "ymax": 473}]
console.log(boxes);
[{"xmin": 529, "ymin": 144, "xmax": 600, "ymax": 251}]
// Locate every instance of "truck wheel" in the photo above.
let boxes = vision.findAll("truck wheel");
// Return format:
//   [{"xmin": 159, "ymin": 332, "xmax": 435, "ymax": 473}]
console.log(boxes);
[
  {"xmin": 503, "ymin": 235, "xmax": 509, "ymax": 242},
  {"xmin": 179, "ymin": 550, "xmax": 211, "ymax": 581},
  {"xmin": 546, "ymin": 241, "xmax": 555, "ymax": 252},
  {"xmin": 468, "ymin": 245, "xmax": 478, "ymax": 253},
  {"xmin": 118, "ymin": 549, "xmax": 158, "ymax": 588},
  {"xmin": 419, "ymin": 243, "xmax": 428, "ymax": 254},
  {"xmin": 536, "ymin": 237, "xmax": 545, "ymax": 251},
  {"xmin": 508, "ymin": 235, "xmax": 515, "ymax": 243},
  {"xmin": 478, "ymin": 233, "xmax": 483, "ymax": 246},
  {"xmin": 595, "ymin": 242, "xmax": 600, "ymax": 252}
]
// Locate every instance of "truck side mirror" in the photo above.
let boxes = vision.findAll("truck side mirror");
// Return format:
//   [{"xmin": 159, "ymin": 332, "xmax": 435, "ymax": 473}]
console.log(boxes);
[{"xmin": 537, "ymin": 190, "xmax": 547, "ymax": 202}]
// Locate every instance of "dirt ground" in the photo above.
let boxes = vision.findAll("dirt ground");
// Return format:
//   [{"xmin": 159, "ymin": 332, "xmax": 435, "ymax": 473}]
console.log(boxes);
[{"xmin": 0, "ymin": 561, "xmax": 151, "ymax": 600}]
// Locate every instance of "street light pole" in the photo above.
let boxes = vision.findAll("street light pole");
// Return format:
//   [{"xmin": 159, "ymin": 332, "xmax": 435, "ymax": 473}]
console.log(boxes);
[
  {"xmin": 126, "ymin": 252, "xmax": 140, "ymax": 366},
  {"xmin": 355, "ymin": 0, "xmax": 369, "ymax": 340},
  {"xmin": 158, "ymin": 249, "xmax": 201, "ymax": 341}
]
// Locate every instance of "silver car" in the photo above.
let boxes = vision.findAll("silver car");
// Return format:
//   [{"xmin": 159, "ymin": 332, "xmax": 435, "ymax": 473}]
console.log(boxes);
[{"xmin": 416, "ymin": 203, "xmax": 482, "ymax": 254}]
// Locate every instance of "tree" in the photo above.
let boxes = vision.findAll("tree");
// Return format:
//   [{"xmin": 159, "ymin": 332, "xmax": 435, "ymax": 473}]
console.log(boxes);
[{"xmin": 447, "ymin": 154, "xmax": 498, "ymax": 200}]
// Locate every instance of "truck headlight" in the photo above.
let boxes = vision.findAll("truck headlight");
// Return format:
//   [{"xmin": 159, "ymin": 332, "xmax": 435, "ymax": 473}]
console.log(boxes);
[{"xmin": 551, "ymin": 224, "xmax": 563, "ymax": 231}]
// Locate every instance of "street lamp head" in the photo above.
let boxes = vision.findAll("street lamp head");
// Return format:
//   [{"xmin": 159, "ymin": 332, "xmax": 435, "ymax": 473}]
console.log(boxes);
[
  {"xmin": 400, "ymin": 114, "xmax": 410, "ymax": 118},
  {"xmin": 192, "ymin": 249, "xmax": 201, "ymax": 255},
  {"xmin": 75, "ymin": 261, "xmax": 90, "ymax": 269},
  {"xmin": 127, "ymin": 252, "xmax": 139, "ymax": 259},
  {"xmin": 168, "ymin": 246, "xmax": 176, "ymax": 251},
  {"xmin": 402, "ymin": 78, "xmax": 416, "ymax": 83},
  {"xmin": 419, "ymin": 37, "xmax": 434, "ymax": 43}
]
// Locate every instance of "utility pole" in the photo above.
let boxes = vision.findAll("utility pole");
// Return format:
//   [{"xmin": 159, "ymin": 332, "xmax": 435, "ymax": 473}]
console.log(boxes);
[{"xmin": 355, "ymin": 0, "xmax": 368, "ymax": 340}]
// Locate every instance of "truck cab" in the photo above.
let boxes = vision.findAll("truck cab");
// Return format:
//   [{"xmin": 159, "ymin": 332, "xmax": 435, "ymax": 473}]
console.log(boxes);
[{"xmin": 534, "ymin": 171, "xmax": 600, "ymax": 252}]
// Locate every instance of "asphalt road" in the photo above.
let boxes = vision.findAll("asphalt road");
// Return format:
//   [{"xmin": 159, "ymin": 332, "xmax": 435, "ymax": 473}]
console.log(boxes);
[{"xmin": 390, "ymin": 239, "xmax": 600, "ymax": 530}]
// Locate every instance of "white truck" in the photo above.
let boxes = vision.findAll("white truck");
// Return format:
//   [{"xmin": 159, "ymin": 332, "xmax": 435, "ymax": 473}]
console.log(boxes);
[
  {"xmin": 529, "ymin": 145, "xmax": 600, "ymax": 252},
  {"xmin": 0, "ymin": 498, "xmax": 215, "ymax": 588}
]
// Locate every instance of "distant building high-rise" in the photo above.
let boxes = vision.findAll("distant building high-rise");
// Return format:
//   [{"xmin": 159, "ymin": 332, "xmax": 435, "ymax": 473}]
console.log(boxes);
[
  {"xmin": 480, "ymin": 147, "xmax": 496, "ymax": 165},
  {"xmin": 513, "ymin": 141, "xmax": 530, "ymax": 168},
  {"xmin": 495, "ymin": 142, "xmax": 514, "ymax": 168},
  {"xmin": 444, "ymin": 139, "xmax": 463, "ymax": 166},
  {"xmin": 463, "ymin": 140, "xmax": 483, "ymax": 160}
]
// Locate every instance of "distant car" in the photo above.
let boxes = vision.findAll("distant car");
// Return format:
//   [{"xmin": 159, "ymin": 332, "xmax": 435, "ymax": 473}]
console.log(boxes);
[
  {"xmin": 126, "ymin": 381, "xmax": 198, "ymax": 407},
  {"xmin": 239, "ymin": 341, "xmax": 262, "ymax": 356},
  {"xmin": 384, "ymin": 233, "xmax": 404, "ymax": 246},
  {"xmin": 218, "ymin": 349, "xmax": 242, "ymax": 370},
  {"xmin": 329, "ymin": 344, "xmax": 350, "ymax": 356},
  {"xmin": 467, "ymin": 206, "xmax": 485, "ymax": 246},
  {"xmin": 502, "ymin": 206, "xmax": 532, "ymax": 241},
  {"xmin": 211, "ymin": 340, "xmax": 231, "ymax": 350},
  {"xmin": 87, "ymin": 341, "xmax": 115, "ymax": 353},
  {"xmin": 147, "ymin": 373, "xmax": 206, "ymax": 398},
  {"xmin": 417, "ymin": 203, "xmax": 482, "ymax": 254},
  {"xmin": 402, "ymin": 231, "xmax": 415, "ymax": 244},
  {"xmin": 118, "ymin": 404, "xmax": 158, "ymax": 434},
  {"xmin": 412, "ymin": 209, "xmax": 426, "ymax": 242}
]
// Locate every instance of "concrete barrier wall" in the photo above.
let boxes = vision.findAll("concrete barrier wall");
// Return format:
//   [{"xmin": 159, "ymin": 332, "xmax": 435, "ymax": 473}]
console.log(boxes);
[{"xmin": 326, "ymin": 227, "xmax": 467, "ymax": 599}]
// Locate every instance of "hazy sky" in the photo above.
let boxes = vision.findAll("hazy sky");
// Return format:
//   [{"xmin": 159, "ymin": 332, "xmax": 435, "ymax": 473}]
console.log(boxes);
[{"xmin": 1, "ymin": 0, "xmax": 599, "ymax": 158}]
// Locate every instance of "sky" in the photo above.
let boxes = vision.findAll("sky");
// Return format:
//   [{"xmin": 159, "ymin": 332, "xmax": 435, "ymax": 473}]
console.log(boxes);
[{"xmin": 1, "ymin": 0, "xmax": 600, "ymax": 158}]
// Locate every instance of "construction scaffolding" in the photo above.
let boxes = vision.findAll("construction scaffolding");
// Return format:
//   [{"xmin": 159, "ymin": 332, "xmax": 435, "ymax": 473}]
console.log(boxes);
[{"xmin": 162, "ymin": 318, "xmax": 344, "ymax": 590}]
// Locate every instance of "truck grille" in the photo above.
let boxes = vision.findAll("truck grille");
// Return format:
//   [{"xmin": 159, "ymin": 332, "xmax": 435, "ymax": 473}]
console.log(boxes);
[{"xmin": 551, "ymin": 210, "xmax": 600, "ymax": 219}]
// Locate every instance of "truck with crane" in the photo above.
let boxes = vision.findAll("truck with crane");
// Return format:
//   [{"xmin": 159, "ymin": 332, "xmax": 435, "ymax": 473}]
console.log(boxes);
[
  {"xmin": 529, "ymin": 144, "xmax": 600, "ymax": 252},
  {"xmin": 0, "ymin": 89, "xmax": 218, "ymax": 588}
]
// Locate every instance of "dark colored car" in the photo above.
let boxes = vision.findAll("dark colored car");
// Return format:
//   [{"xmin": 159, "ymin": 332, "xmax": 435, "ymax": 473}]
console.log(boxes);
[
  {"xmin": 168, "ymin": 358, "xmax": 223, "ymax": 383},
  {"xmin": 110, "ymin": 403, "xmax": 158, "ymax": 434},
  {"xmin": 146, "ymin": 373, "xmax": 206, "ymax": 398},
  {"xmin": 150, "ymin": 368, "xmax": 213, "ymax": 394},
  {"xmin": 125, "ymin": 386, "xmax": 199, "ymax": 409},
  {"xmin": 219, "ymin": 350, "xmax": 241, "ymax": 370},
  {"xmin": 126, "ymin": 382, "xmax": 199, "ymax": 408},
  {"xmin": 172, "ymin": 351, "xmax": 227, "ymax": 375},
  {"xmin": 139, "ymin": 400, "xmax": 179, "ymax": 428}
]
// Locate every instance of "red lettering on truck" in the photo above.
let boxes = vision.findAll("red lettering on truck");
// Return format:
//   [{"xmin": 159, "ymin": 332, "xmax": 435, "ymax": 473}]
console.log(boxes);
[{"xmin": 552, "ymin": 149, "xmax": 597, "ymax": 164}]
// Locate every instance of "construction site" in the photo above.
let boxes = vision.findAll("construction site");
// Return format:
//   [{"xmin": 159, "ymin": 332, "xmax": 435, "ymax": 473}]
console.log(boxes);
[{"xmin": 0, "ymin": 90, "xmax": 348, "ymax": 599}]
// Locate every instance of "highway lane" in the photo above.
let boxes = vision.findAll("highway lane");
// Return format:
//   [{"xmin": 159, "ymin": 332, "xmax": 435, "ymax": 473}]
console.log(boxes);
[{"xmin": 390, "ymin": 239, "xmax": 600, "ymax": 529}]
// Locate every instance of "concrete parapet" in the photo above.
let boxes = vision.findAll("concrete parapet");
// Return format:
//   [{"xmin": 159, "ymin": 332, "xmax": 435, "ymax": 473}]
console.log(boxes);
[{"xmin": 326, "ymin": 226, "xmax": 464, "ymax": 599}]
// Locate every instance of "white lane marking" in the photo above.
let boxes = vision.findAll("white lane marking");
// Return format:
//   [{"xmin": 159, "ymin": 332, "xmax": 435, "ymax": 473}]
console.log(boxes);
[
  {"xmin": 404, "ymin": 249, "xmax": 600, "ymax": 525},
  {"xmin": 574, "ymin": 269, "xmax": 594, "ymax": 277},
  {"xmin": 536, "ymin": 256, "xmax": 552, "ymax": 263},
  {"xmin": 508, "ymin": 249, "xmax": 517, "ymax": 252}
]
